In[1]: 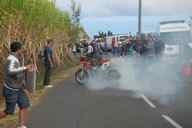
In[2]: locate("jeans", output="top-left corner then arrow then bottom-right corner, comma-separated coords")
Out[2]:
43,64 -> 52,86
112,47 -> 118,56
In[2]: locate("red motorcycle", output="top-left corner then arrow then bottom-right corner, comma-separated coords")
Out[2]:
75,56 -> 120,85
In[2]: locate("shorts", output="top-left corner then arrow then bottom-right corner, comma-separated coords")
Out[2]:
3,86 -> 30,115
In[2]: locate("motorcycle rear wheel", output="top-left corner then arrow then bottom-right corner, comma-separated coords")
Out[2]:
107,69 -> 121,80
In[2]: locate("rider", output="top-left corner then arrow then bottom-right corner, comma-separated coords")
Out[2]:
85,40 -> 103,66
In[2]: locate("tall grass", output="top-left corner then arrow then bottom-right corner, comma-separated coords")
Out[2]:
0,0 -> 85,87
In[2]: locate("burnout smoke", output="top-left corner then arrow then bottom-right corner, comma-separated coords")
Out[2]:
84,31 -> 192,105
85,55 -> 186,105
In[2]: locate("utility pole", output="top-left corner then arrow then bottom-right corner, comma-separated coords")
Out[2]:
138,0 -> 142,34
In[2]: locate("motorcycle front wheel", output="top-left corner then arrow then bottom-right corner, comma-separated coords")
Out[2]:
75,68 -> 89,85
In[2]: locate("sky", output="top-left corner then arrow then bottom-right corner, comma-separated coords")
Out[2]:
55,0 -> 192,36
56,0 -> 192,17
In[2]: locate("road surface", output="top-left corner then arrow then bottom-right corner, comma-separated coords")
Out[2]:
27,78 -> 192,128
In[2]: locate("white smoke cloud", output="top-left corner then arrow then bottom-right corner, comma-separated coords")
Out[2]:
85,56 -> 185,105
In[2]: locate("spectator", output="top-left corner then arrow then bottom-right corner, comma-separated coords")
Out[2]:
112,37 -> 118,56
72,44 -> 77,55
0,41 -> 33,128
127,37 -> 135,56
43,39 -> 54,88
87,42 -> 94,58
154,38 -> 165,56
134,35 -> 144,55
104,38 -> 108,52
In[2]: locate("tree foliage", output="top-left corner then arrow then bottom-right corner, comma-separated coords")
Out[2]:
0,0 -> 86,86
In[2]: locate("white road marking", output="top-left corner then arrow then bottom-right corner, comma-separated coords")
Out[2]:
162,115 -> 183,128
139,94 -> 183,128
140,94 -> 157,108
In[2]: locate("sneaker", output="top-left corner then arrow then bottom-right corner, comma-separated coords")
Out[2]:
17,125 -> 27,128
45,85 -> 53,88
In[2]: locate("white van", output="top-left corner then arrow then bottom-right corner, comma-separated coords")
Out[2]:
160,20 -> 191,57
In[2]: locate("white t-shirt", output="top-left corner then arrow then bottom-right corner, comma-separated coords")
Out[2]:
72,45 -> 76,52
87,45 -> 93,54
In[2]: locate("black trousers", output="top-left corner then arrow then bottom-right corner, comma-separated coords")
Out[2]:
43,64 -> 52,86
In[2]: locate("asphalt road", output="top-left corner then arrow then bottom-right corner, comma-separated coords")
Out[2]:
27,78 -> 192,128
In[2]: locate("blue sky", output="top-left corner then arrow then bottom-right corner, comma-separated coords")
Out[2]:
55,0 -> 192,36
80,16 -> 189,36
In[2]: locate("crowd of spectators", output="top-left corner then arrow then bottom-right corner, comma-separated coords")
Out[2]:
72,33 -> 165,59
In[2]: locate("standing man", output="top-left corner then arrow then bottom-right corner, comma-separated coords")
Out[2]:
112,37 -> 118,56
43,39 -> 54,88
72,43 -> 77,55
87,41 -> 94,58
0,41 -> 33,128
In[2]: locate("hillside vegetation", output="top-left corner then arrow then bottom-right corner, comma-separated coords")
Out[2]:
0,0 -> 87,88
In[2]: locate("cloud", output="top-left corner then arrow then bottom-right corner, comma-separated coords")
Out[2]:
143,0 -> 192,15
56,0 -> 192,17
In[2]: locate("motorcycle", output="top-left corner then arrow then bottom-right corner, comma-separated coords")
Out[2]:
75,56 -> 121,85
